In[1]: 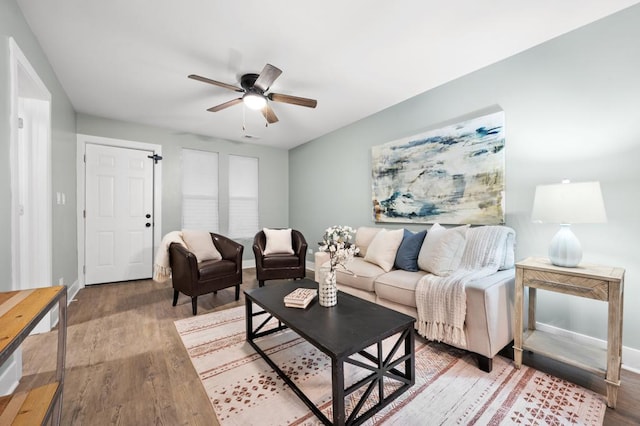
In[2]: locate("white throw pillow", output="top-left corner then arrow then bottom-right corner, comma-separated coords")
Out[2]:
182,229 -> 222,263
417,223 -> 470,276
363,228 -> 404,272
263,228 -> 294,255
355,227 -> 383,257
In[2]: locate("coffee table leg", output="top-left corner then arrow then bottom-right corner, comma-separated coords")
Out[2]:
332,359 -> 345,425
245,297 -> 253,340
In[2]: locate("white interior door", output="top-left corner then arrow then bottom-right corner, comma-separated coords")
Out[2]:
85,143 -> 154,284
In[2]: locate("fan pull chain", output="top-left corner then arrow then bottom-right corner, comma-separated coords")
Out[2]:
242,104 -> 246,132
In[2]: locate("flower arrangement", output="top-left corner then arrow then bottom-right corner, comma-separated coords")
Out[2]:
318,225 -> 359,272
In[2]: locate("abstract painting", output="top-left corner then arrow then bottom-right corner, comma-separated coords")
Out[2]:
371,111 -> 505,225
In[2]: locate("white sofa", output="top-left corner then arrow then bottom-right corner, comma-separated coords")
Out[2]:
315,225 -> 515,372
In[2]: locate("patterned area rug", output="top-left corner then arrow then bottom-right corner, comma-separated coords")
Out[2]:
175,306 -> 605,425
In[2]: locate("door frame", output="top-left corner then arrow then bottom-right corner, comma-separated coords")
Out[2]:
76,134 -> 163,288
9,37 -> 52,295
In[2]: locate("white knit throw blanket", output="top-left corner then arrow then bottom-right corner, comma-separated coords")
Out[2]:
415,226 -> 515,348
153,231 -> 185,282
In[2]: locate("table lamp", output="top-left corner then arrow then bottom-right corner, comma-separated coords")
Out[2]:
531,180 -> 607,267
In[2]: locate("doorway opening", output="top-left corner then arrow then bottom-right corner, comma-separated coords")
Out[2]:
3,37 -> 53,395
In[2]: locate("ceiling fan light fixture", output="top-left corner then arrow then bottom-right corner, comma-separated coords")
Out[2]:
243,91 -> 267,110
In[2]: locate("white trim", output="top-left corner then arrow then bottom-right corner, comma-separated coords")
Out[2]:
9,38 -> 53,335
306,260 -> 315,271
0,353 -> 21,396
535,321 -> 640,373
68,279 -> 81,303
76,134 -> 163,288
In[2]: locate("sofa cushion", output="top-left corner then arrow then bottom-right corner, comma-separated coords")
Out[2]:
335,257 -> 385,292
417,223 -> 469,276
263,228 -> 294,255
182,229 -> 222,263
394,229 -> 427,272
355,227 -> 383,258
364,228 -> 404,272
374,270 -> 427,307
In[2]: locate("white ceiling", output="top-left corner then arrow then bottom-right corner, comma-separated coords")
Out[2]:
17,0 -> 640,149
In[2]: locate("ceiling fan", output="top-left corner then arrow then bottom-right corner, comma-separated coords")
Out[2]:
188,64 -> 317,124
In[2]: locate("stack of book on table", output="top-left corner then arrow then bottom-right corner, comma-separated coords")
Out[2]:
284,288 -> 317,309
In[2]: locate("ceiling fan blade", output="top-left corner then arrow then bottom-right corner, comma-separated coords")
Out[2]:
188,74 -> 243,92
207,98 -> 243,112
261,104 -> 279,124
254,64 -> 282,92
268,92 -> 317,108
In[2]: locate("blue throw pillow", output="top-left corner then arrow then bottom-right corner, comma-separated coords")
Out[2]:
394,229 -> 427,272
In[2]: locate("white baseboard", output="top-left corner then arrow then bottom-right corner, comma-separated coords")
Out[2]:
243,259 -> 255,269
536,322 -> 640,373
68,279 -> 81,302
0,351 -> 21,396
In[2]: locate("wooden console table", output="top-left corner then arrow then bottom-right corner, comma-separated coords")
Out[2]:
513,257 -> 624,408
0,286 -> 67,425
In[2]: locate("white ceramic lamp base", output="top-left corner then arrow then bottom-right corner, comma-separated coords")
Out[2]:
549,224 -> 582,267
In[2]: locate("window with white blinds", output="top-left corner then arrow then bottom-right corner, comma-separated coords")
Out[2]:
181,149 -> 219,232
228,155 -> 259,239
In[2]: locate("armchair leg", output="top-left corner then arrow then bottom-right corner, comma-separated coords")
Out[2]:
259,280 -> 265,287
191,297 -> 198,315
235,284 -> 240,300
172,290 -> 179,306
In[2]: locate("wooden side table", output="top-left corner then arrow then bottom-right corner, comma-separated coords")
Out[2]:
513,257 -> 624,408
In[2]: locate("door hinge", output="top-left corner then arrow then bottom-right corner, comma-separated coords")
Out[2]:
83,265 -> 86,274
83,210 -> 86,218
18,117 -> 24,129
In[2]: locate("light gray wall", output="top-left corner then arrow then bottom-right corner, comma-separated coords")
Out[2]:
290,5 -> 640,351
0,0 -> 78,293
76,113 -> 290,258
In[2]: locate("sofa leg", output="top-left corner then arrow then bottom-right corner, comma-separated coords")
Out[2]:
235,285 -> 240,300
213,290 -> 217,295
477,355 -> 493,373
259,280 -> 265,287
172,290 -> 179,306
191,297 -> 198,315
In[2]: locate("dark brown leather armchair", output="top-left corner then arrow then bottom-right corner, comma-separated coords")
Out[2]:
253,229 -> 307,287
169,233 -> 243,315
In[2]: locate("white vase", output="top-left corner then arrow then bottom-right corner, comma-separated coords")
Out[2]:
318,266 -> 337,307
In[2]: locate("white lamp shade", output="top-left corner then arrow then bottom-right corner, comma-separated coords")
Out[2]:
243,92 -> 267,110
531,181 -> 607,224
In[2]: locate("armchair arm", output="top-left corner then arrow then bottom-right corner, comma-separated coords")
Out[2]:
169,243 -> 199,284
211,233 -> 244,272
291,230 -> 308,266
252,231 -> 267,268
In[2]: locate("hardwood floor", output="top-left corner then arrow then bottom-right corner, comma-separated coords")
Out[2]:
17,269 -> 640,425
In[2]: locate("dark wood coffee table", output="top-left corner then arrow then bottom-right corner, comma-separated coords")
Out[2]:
245,279 -> 415,426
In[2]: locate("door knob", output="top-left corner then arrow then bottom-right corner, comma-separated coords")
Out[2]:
146,214 -> 151,218
145,223 -> 151,227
